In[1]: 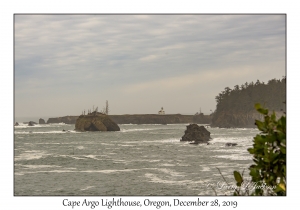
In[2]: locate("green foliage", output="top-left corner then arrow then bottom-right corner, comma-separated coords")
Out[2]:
212,77 -> 286,121
233,171 -> 243,186
234,103 -> 286,196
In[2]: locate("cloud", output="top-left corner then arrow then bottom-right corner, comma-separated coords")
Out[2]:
14,14 -> 286,117
139,54 -> 158,61
123,61 -> 284,94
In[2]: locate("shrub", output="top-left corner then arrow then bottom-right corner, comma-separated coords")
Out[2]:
233,103 -> 286,196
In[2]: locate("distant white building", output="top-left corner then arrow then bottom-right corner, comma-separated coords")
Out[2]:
158,107 -> 165,115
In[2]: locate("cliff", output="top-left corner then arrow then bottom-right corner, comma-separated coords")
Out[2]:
47,114 -> 212,124
212,77 -> 286,128
211,110 -> 284,128
75,113 -> 120,131
47,116 -> 78,124
39,118 -> 46,124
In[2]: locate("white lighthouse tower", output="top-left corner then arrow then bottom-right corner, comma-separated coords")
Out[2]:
158,107 -> 165,115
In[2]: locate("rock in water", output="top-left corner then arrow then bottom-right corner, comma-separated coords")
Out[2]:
39,118 -> 46,124
181,124 -> 211,143
75,113 -> 120,132
225,143 -> 238,147
14,122 -> 19,126
28,121 -> 36,126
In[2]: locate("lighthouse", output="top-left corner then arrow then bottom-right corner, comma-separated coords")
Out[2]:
158,107 -> 165,115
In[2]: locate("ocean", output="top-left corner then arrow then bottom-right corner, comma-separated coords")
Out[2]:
14,123 -> 259,196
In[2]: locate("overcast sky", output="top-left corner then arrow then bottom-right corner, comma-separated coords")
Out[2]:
15,14 -> 285,119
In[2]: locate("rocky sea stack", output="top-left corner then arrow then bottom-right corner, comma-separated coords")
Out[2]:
180,124 -> 211,144
75,112 -> 120,132
28,121 -> 37,126
39,118 -> 46,124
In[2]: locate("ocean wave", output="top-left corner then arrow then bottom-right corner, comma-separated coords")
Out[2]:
47,122 -> 67,125
14,122 -> 71,129
119,144 -> 135,147
144,173 -> 204,186
14,168 -> 141,175
159,163 -> 176,167
14,124 -> 43,129
14,130 -> 79,134
120,124 -> 172,125
213,127 -> 258,131
80,186 -> 95,191
120,138 -> 180,144
15,150 -> 48,161
213,154 -> 252,161
200,166 -> 211,172
210,137 -> 251,143
120,128 -> 157,132
15,164 -> 62,169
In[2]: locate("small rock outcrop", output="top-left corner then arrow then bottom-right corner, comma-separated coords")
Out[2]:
39,118 -> 46,124
14,122 -> 19,126
225,143 -> 238,147
181,124 -> 211,143
28,121 -> 36,126
75,112 -> 120,132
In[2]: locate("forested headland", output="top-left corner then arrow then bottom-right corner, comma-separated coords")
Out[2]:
211,77 -> 286,128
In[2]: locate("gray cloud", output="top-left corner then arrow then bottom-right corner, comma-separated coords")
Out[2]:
15,14 -> 285,118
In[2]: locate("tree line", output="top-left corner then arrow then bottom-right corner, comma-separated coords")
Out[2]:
213,77 -> 286,115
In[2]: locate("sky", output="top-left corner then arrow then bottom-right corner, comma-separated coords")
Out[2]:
14,14 -> 286,119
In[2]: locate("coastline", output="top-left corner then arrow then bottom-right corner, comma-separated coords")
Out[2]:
46,114 -> 212,125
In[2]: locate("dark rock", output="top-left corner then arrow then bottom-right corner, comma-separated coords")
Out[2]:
39,118 -> 46,124
47,116 -> 78,124
225,143 -> 238,147
181,124 -> 211,143
62,129 -> 66,131
14,122 -> 19,126
210,111 -> 285,128
28,121 -> 36,126
75,112 -> 120,132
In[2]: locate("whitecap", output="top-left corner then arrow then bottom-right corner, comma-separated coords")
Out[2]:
200,166 -> 211,172
80,186 -> 95,191
159,163 -> 176,167
132,138 -> 180,144
14,130 -> 80,134
14,123 -> 71,129
84,155 -> 101,160
157,168 -> 184,177
15,150 -> 47,161
15,173 -> 24,176
16,164 -> 62,169
14,168 -> 139,175
119,144 -> 134,147
120,128 -> 156,132
56,155 -> 86,160
213,154 -> 252,161
144,173 -> 203,185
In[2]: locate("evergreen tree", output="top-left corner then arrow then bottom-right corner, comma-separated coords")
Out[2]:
212,77 -> 286,127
